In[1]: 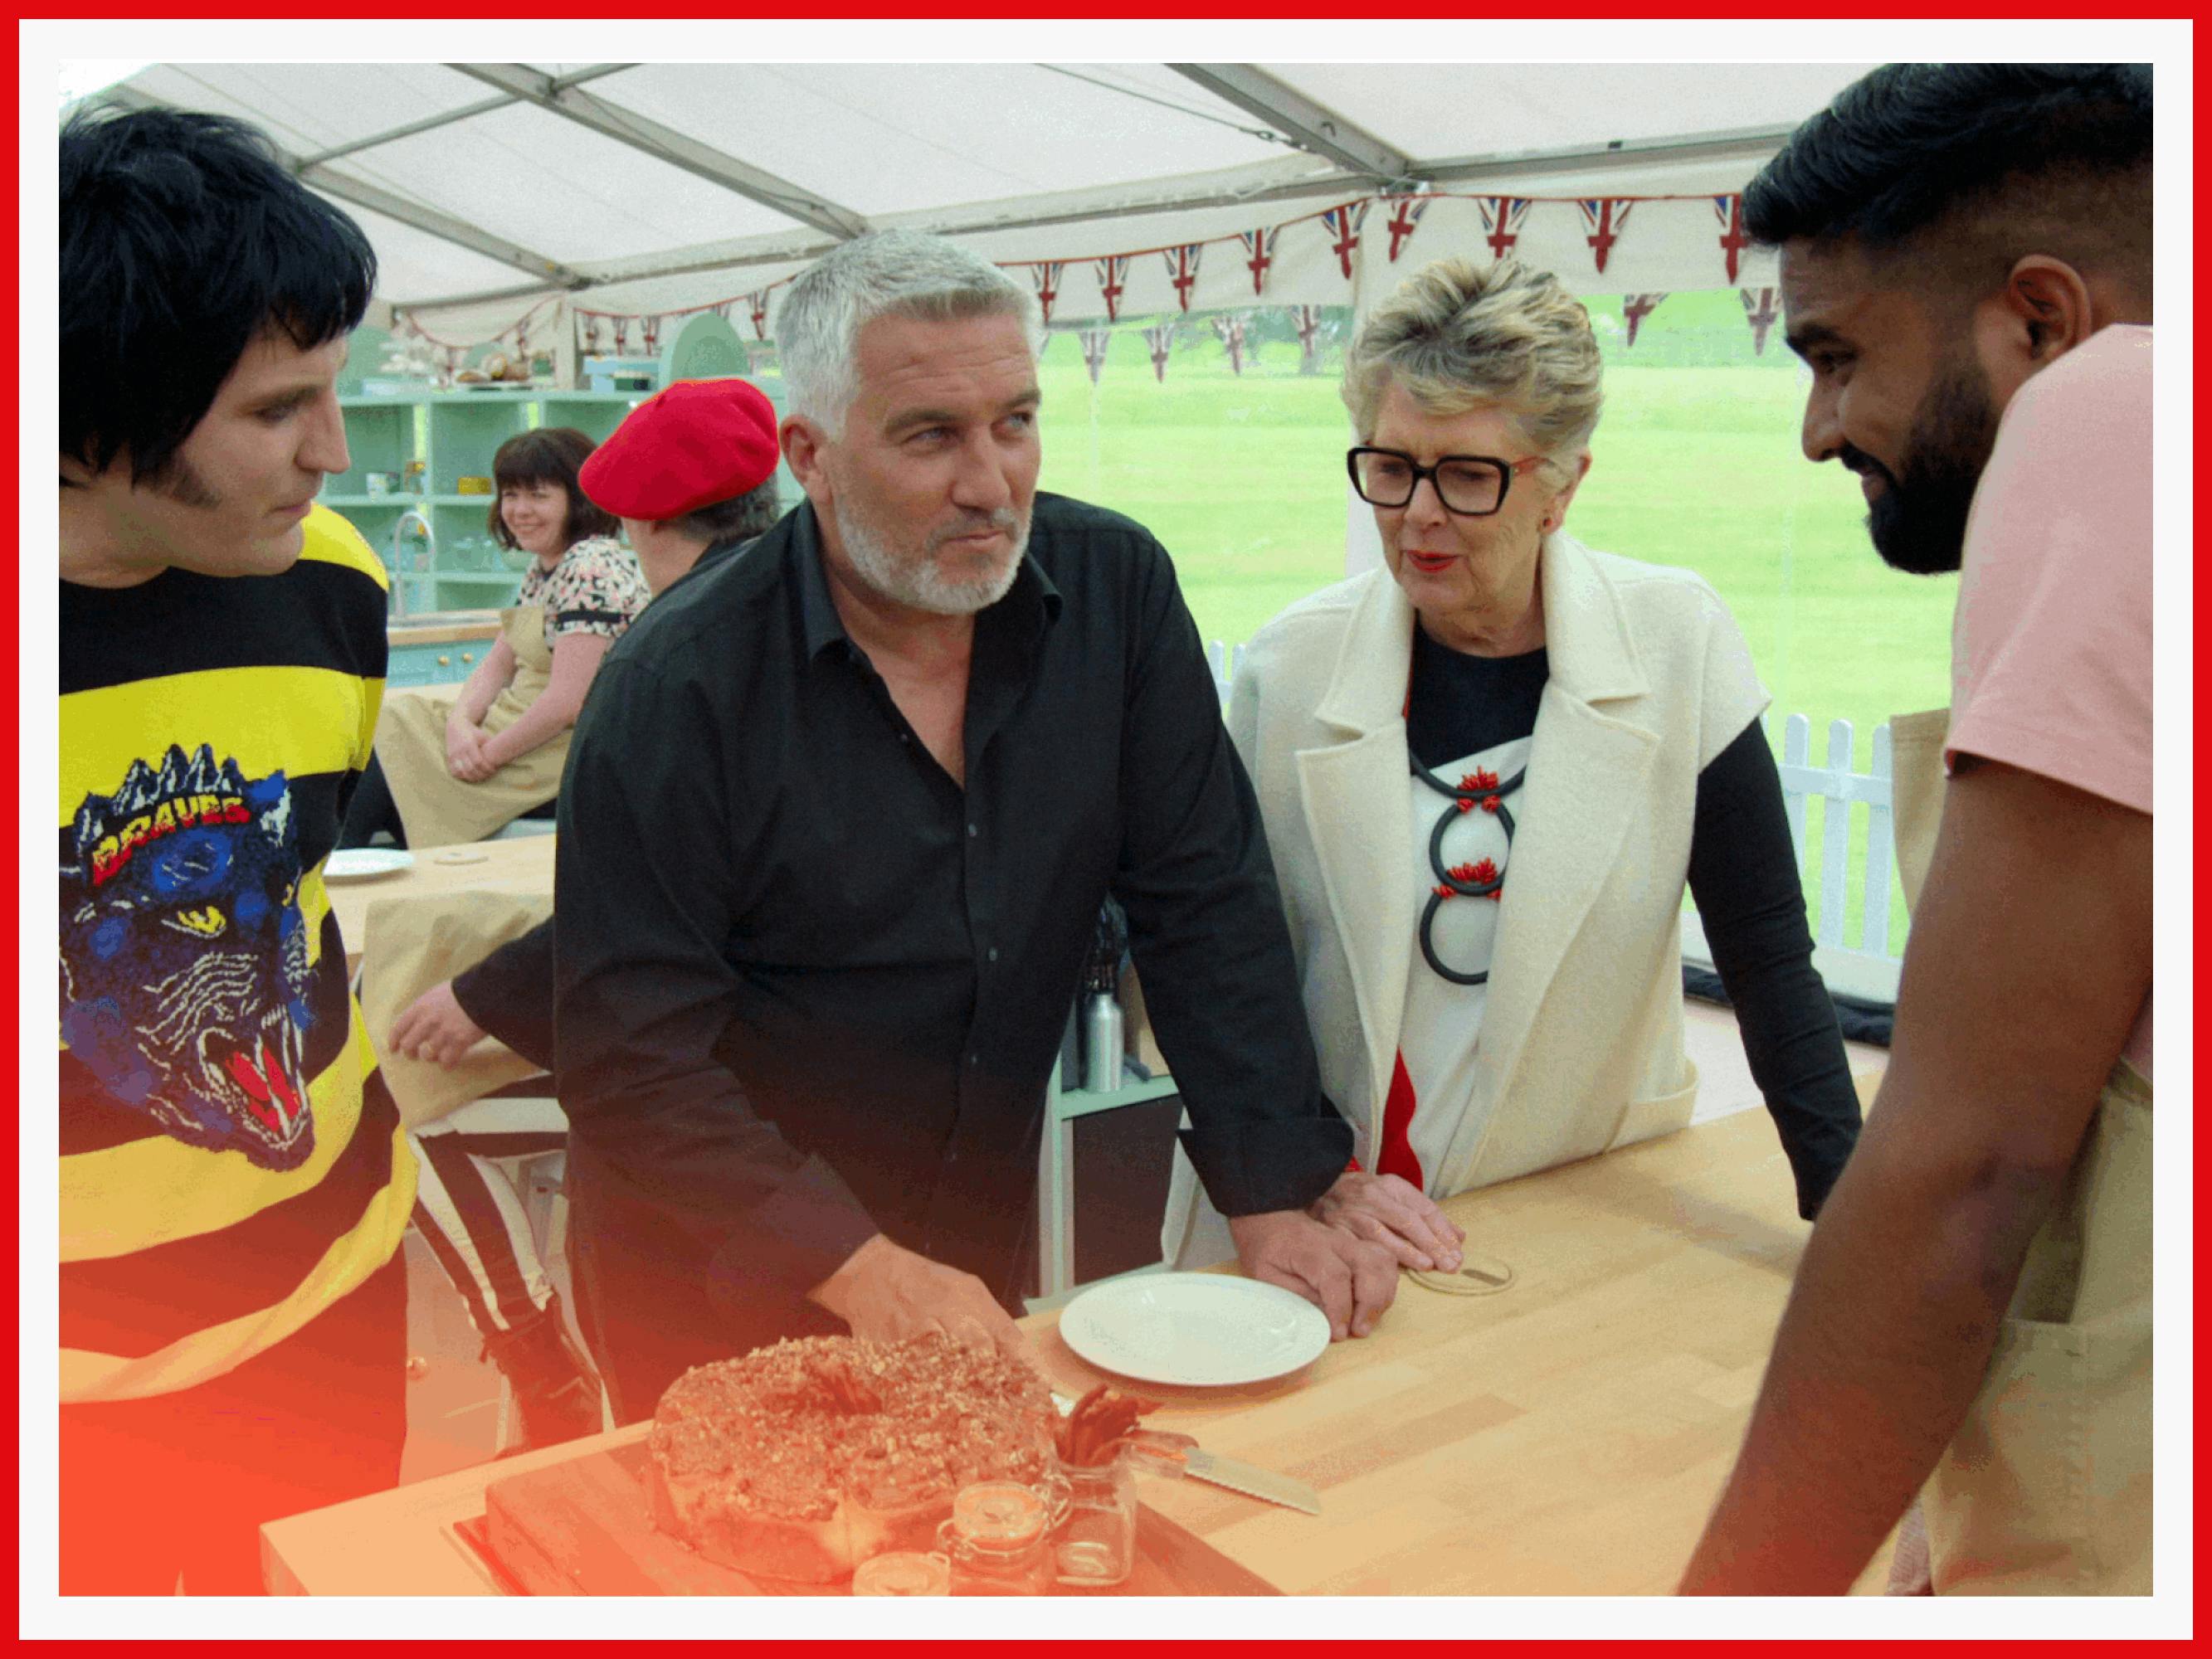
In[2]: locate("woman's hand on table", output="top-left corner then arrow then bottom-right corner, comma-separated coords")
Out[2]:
1309,1170 -> 1466,1273
1226,1209 -> 1400,1340
388,980 -> 490,1068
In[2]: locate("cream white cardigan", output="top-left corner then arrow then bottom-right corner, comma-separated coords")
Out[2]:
1163,531 -> 1768,1267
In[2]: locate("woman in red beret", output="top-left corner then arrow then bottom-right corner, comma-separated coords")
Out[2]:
339,426 -> 650,847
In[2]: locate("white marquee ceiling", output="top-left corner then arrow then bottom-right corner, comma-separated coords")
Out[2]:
96,61 -> 1878,338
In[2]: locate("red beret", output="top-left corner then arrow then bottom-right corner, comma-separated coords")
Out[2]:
579,377 -> 781,520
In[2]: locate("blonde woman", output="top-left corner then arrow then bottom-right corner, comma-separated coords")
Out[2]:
1167,258 -> 1862,1270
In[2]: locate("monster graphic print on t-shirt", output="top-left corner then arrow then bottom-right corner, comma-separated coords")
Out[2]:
59,744 -> 318,1171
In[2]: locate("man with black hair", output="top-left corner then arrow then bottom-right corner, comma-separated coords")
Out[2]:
1681,64 -> 2153,1595
59,106 -> 415,1593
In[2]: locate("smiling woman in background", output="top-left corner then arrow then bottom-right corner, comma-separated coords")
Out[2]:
1167,257 -> 1864,1271
339,426 -> 647,848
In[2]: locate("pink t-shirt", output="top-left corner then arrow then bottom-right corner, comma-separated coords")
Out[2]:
1946,323 -> 2153,1077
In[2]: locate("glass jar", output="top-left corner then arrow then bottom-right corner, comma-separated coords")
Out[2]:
937,1479 -> 1069,1596
851,1550 -> 950,1597
1053,1449 -> 1138,1588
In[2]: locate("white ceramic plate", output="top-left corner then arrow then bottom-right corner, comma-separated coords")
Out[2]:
1058,1272 -> 1331,1388
323,849 -> 417,883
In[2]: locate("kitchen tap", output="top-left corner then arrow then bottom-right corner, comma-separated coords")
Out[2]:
390,508 -> 435,619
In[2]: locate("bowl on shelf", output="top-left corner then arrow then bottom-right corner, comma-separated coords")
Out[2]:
456,476 -> 494,495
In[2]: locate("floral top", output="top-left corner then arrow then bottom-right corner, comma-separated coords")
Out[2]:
512,534 -> 650,654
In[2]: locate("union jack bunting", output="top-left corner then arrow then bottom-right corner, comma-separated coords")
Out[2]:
613,317 -> 633,353
1322,201 -> 1369,280
1384,195 -> 1433,262
1579,198 -> 1635,275
1142,321 -> 1175,382
747,290 -> 772,340
1478,197 -> 1532,262
581,314 -> 603,354
1079,327 -> 1113,385
1162,244 -> 1203,313
1622,293 -> 1667,348
1094,255 -> 1132,323
640,314 -> 662,355
1030,262 -> 1065,325
1742,287 -> 1780,355
1211,314 -> 1247,375
1713,194 -> 1750,284
1239,226 -> 1279,295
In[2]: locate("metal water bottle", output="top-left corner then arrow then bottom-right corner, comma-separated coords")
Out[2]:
1083,982 -> 1123,1093
1081,902 -> 1128,1093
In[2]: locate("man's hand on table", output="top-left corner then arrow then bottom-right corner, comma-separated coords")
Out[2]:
1309,1170 -> 1465,1273
808,1233 -> 1029,1363
1228,1209 -> 1399,1340
388,980 -> 489,1067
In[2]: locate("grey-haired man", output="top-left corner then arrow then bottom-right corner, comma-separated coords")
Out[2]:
554,231 -> 1448,1420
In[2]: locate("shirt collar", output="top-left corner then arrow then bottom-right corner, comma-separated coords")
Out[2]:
792,499 -> 1064,663
792,502 -> 850,661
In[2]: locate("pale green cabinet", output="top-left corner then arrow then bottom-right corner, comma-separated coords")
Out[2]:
324,390 -> 641,617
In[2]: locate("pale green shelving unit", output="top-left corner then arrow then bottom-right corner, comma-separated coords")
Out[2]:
325,388 -> 644,617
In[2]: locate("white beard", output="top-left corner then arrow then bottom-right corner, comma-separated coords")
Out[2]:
832,493 -> 1029,616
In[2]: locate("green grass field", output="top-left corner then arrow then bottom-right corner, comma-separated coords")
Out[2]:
1030,319 -> 1954,955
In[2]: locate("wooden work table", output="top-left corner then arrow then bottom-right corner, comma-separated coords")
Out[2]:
261,1103 -> 1895,1596
388,613 -> 502,647
324,834 -> 553,973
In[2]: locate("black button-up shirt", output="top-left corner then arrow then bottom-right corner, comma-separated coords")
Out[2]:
553,494 -> 1349,1323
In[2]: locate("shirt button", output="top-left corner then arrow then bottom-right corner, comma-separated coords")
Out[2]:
968,1053 -> 980,1067
967,823 -> 978,838
987,946 -> 999,962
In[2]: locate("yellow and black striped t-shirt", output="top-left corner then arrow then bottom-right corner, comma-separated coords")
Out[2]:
60,505 -> 417,1404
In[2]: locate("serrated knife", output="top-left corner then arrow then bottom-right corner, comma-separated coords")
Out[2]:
1178,1449 -> 1323,1515
1052,1391 -> 1322,1515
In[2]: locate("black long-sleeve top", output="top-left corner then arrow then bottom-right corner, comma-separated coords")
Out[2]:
450,918 -> 554,1074
553,495 -> 1351,1318
1407,628 -> 1860,1218
448,533 -> 754,1078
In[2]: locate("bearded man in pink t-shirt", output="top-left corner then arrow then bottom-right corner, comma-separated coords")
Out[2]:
1681,64 -> 2155,1597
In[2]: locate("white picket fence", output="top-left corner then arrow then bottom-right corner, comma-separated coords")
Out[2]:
1204,643 -> 1906,1005
1688,713 -> 1906,1004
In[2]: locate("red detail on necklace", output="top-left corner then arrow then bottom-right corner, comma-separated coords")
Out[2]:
1376,1050 -> 1425,1187
1480,795 -> 1502,814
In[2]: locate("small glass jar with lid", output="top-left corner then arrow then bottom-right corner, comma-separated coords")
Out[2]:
851,1550 -> 951,1597
1051,1447 -> 1139,1588
936,1479 -> 1069,1596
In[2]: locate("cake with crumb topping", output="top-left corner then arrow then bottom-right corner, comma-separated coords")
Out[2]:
646,1333 -> 1055,1583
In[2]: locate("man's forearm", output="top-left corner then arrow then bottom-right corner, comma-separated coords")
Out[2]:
1679,1102 -> 2057,1592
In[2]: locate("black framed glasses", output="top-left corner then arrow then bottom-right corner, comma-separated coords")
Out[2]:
1346,447 -> 1549,516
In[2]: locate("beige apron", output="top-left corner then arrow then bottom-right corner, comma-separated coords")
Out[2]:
374,606 -> 571,849
1888,708 -> 2153,1595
